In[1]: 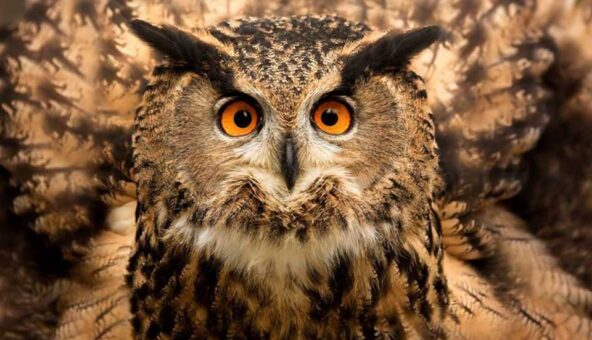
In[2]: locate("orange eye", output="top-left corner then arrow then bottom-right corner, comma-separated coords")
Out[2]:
219,100 -> 259,137
312,99 -> 353,135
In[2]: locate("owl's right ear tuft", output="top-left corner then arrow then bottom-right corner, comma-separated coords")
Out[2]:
130,19 -> 226,64
129,19 -> 233,90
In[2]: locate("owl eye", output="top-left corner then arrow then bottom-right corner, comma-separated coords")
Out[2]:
312,99 -> 353,135
219,100 -> 259,137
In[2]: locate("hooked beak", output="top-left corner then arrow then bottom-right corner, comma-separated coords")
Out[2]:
280,134 -> 299,190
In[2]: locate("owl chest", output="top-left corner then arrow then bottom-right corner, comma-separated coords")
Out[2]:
129,202 -> 443,338
131,244 -> 394,339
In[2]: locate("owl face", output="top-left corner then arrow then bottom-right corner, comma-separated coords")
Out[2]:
130,16 -> 446,337
170,63 -> 412,200
133,17 -> 440,214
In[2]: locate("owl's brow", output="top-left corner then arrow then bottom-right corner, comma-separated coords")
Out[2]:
130,19 -> 235,92
340,26 -> 441,89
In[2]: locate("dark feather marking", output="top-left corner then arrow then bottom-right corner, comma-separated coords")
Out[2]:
370,253 -> 391,296
359,305 -> 378,339
390,245 -> 434,321
456,302 -> 475,316
385,312 -> 407,339
131,315 -> 141,335
433,275 -> 449,314
91,254 -> 129,276
151,249 -> 189,297
308,253 -> 354,323
388,178 -> 415,204
456,285 -> 506,319
329,253 -> 355,307
95,294 -> 128,322
165,182 -> 192,214
146,321 -> 161,339
190,206 -> 208,226
94,318 -> 130,340
516,306 -> 554,331
307,288 -> 329,322
205,283 -> 231,337
171,311 -> 197,340
295,224 -> 310,243
127,250 -> 140,279
194,255 -> 222,307
132,282 -> 150,303
63,289 -> 124,311
459,222 -> 491,255
425,214 -> 435,254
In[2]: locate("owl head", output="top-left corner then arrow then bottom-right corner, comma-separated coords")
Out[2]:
129,16 -> 446,337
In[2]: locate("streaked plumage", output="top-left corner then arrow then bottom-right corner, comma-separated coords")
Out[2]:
0,0 -> 591,339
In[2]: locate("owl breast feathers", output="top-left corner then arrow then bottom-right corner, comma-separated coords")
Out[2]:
1,1 -> 592,339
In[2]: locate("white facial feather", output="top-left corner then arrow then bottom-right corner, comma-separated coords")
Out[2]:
165,215 -> 379,290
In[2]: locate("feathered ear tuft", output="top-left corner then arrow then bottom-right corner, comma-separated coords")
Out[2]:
129,19 -> 234,90
341,26 -> 441,88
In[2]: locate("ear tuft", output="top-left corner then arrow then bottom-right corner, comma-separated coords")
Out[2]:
129,19 -> 233,90
341,25 -> 441,87
129,19 -> 229,65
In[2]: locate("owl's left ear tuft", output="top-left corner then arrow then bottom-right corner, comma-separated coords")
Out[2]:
341,26 -> 441,88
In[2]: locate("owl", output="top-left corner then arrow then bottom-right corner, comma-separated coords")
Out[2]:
1,1 -> 592,339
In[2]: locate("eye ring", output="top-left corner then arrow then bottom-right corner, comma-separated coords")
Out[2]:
218,99 -> 260,137
311,98 -> 353,135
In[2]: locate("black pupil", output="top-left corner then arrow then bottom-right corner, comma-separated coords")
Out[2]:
234,110 -> 252,128
321,109 -> 339,126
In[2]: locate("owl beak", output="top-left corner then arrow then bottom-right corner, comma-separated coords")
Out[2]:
280,135 -> 299,190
